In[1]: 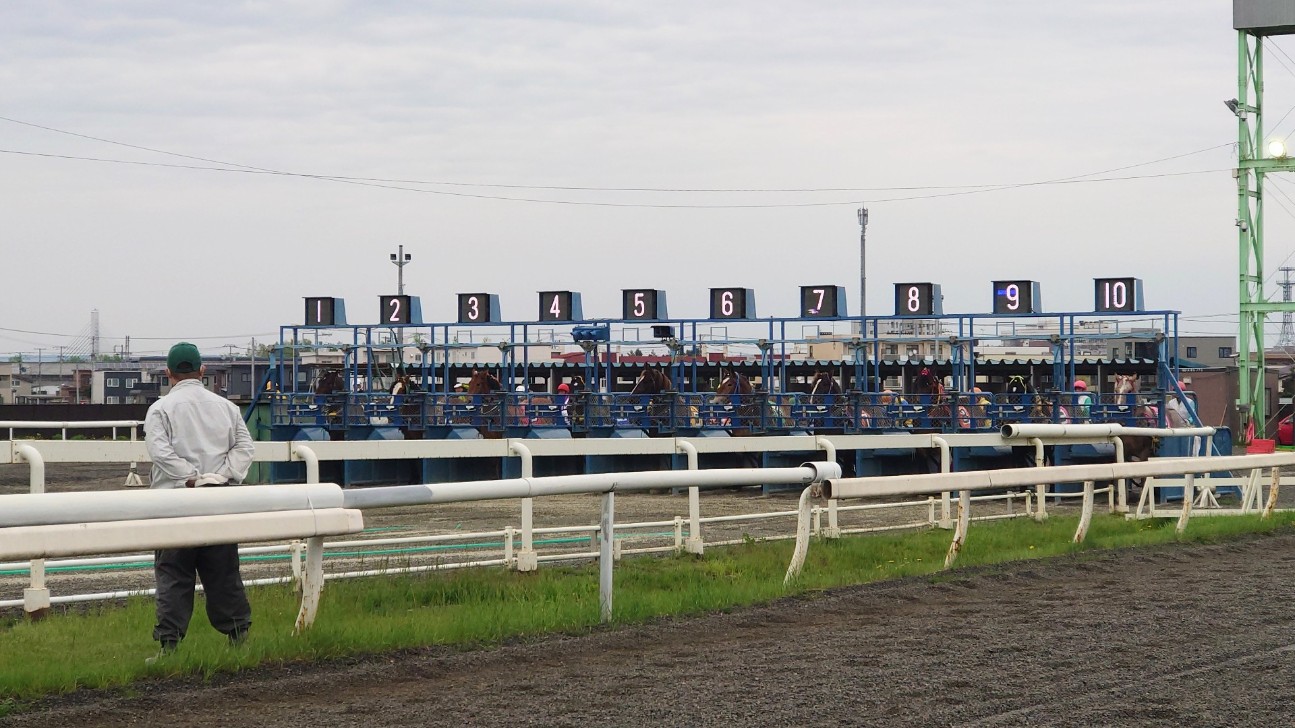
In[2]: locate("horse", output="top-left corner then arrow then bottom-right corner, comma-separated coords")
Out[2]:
806,371 -> 855,431
313,369 -> 347,426
627,367 -> 699,434
910,367 -> 966,430
1113,374 -> 1161,489
389,370 -> 426,427
709,370 -> 774,469
465,369 -> 504,438
711,370 -> 791,435
805,371 -> 858,476
1001,374 -> 1035,425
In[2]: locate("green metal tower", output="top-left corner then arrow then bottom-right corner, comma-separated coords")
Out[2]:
1235,3 -> 1295,440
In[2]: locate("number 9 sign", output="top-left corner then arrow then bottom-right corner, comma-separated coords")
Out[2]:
992,280 -> 1039,314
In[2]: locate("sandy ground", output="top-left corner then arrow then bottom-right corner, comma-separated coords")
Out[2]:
6,532 -> 1295,727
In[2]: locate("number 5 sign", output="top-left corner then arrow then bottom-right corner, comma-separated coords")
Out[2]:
622,289 -> 668,321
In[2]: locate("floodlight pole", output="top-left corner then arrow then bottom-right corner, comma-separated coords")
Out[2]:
857,206 -> 869,341
1234,27 -> 1295,440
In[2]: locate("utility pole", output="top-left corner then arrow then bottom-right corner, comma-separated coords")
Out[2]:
390,245 -> 412,296
390,245 -> 412,346
857,206 -> 869,340
1280,267 -> 1295,348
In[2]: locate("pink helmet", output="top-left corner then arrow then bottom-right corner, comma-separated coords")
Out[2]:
1073,380 -> 1087,390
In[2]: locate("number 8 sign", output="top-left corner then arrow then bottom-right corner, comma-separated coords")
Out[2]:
893,283 -> 942,316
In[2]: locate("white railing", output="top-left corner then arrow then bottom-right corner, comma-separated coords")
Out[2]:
783,452 -> 1295,584
0,464 -> 839,628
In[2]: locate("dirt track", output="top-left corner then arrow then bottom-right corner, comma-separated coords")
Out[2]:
9,532 -> 1295,727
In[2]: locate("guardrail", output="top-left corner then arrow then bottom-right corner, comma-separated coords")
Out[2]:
783,452 -> 1295,584
0,464 -> 838,629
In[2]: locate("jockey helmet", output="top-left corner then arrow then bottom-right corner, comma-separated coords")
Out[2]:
1073,380 -> 1087,390
557,383 -> 571,393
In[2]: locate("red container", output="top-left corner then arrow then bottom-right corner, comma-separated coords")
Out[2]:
1247,438 -> 1277,454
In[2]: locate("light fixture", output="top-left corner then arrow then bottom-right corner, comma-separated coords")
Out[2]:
1270,138 -> 1288,159
651,325 -> 675,340
1225,98 -> 1241,116
571,326 -> 610,343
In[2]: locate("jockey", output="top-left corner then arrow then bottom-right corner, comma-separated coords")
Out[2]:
555,383 -> 571,426
1073,380 -> 1093,422
1166,380 -> 1191,428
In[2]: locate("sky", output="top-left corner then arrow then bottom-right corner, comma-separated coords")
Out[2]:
2,1 -> 1292,360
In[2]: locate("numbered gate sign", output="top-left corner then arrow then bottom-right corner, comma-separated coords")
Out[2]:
622,289 -> 668,321
457,293 -> 501,324
1093,278 -> 1144,313
304,297 -> 347,326
894,283 -> 942,316
992,280 -> 1040,315
379,295 -> 423,325
539,291 -> 583,321
800,285 -> 847,318
709,287 -> 756,319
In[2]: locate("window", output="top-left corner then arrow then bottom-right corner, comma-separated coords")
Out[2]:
242,373 -> 251,382
905,346 -> 919,358
202,377 -> 210,386
106,377 -> 120,387
1112,347 -> 1120,360
883,344 -> 897,357
1185,347 -> 1197,359
125,378 -> 137,388
105,396 -> 120,404
1219,347 -> 1234,358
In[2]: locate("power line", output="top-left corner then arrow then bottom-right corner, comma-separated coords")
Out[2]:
0,148 -> 1232,209
0,115 -> 1232,194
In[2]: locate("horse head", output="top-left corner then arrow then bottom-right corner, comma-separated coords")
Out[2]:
1114,373 -> 1139,396
467,369 -> 502,395
810,371 -> 841,398
631,367 -> 668,396
711,370 -> 751,405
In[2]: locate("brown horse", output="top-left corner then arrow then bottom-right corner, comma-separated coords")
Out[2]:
465,369 -> 504,439
314,369 -> 346,425
1112,374 -> 1160,487
806,371 -> 853,431
628,367 -> 699,433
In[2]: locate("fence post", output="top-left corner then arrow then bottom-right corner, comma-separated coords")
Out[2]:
15,444 -> 50,618
816,436 -> 841,538
293,536 -> 326,633
600,491 -> 614,623
676,440 -> 703,555
1030,437 -> 1048,521
932,437 -> 953,529
510,442 -> 538,572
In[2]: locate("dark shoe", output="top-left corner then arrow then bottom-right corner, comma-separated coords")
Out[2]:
227,629 -> 249,647
145,642 -> 178,665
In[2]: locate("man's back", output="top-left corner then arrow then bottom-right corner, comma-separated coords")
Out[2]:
145,379 -> 254,489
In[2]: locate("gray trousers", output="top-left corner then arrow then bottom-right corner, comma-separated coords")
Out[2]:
153,543 -> 252,645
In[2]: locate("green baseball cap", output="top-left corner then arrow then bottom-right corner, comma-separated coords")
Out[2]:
167,342 -> 202,374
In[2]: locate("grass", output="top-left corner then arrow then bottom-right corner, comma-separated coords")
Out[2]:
3,510 -> 1295,711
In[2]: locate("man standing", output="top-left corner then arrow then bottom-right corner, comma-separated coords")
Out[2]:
144,342 -> 255,655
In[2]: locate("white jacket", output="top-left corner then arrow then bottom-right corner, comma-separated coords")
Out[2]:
145,379 -> 255,489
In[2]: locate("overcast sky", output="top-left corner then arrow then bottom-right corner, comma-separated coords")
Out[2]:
2,1 -> 1289,359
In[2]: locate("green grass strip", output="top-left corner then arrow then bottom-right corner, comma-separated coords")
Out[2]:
2,511 -> 1293,711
